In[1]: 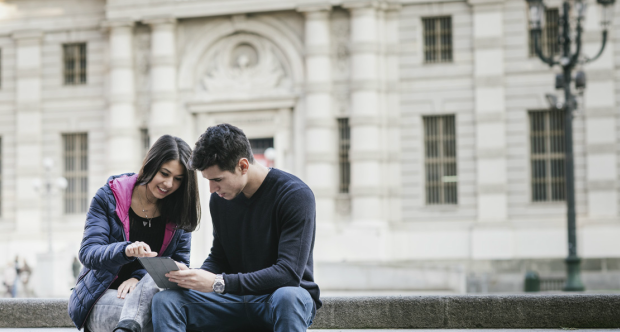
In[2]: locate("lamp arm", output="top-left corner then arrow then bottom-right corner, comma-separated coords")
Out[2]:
570,19 -> 584,67
584,30 -> 608,64
532,28 -> 558,67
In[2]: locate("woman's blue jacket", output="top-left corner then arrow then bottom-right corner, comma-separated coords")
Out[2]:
67,173 -> 192,329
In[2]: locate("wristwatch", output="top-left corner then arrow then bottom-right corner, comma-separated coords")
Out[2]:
213,274 -> 225,294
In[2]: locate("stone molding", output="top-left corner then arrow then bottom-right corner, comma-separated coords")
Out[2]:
349,150 -> 384,161
476,112 -> 504,123
474,75 -> 504,87
305,45 -> 331,56
101,18 -> 135,29
588,180 -> 616,191
186,96 -> 297,113
297,4 -> 332,14
142,15 -> 177,26
586,143 -> 616,154
585,107 -> 615,118
12,30 -> 43,41
478,184 -> 506,194
474,37 -> 503,50
477,148 -> 506,158
306,152 -> 338,162
305,82 -> 333,93
306,118 -> 337,128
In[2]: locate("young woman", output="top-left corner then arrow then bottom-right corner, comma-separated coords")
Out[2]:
68,135 -> 201,332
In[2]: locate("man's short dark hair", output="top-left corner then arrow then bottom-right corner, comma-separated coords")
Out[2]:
190,123 -> 255,172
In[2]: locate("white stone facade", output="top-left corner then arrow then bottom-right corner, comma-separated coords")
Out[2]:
0,0 -> 619,296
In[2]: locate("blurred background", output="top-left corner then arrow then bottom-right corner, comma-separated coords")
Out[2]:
1,0 -> 619,298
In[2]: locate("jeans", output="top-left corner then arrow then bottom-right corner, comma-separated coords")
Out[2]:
151,286 -> 316,332
86,274 -> 160,332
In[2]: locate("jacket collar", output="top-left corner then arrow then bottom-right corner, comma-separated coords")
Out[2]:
109,174 -> 177,255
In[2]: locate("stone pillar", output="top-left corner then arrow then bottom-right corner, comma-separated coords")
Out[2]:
384,4 -> 401,224
581,6 -> 618,219
146,16 -> 179,142
13,30 -> 43,234
107,20 -> 139,175
470,0 -> 508,223
343,1 -> 390,260
298,4 -> 338,258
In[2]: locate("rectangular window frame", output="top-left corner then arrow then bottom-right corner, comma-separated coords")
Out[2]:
529,110 -> 566,203
63,43 -> 87,85
529,8 -> 560,58
423,115 -> 458,205
422,16 -> 453,64
63,133 -> 88,214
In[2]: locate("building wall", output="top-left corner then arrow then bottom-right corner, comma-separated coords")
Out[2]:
0,0 -> 618,295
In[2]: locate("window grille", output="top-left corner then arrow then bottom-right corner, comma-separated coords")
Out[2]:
63,133 -> 88,213
249,138 -> 274,156
423,16 -> 453,63
529,8 -> 560,58
63,43 -> 87,85
530,110 -> 566,202
140,128 -> 150,158
424,115 -> 457,205
338,118 -> 351,194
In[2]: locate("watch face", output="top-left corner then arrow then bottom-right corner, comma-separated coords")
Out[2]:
214,281 -> 225,293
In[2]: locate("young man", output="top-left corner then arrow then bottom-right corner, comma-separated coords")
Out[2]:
152,123 -> 321,332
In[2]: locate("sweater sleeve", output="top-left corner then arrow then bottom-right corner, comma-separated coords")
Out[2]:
171,230 -> 192,267
200,198 -> 228,274
79,187 -> 134,271
222,188 -> 315,295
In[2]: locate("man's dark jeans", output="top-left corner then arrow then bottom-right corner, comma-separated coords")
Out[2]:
152,286 -> 315,332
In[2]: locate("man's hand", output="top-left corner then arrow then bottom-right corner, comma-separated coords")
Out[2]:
125,241 -> 158,258
117,278 -> 139,299
165,261 -> 216,293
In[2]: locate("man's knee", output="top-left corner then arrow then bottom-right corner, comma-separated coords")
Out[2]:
271,287 -> 309,309
152,290 -> 182,312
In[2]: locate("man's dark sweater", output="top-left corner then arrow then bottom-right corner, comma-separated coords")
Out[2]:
200,168 -> 321,309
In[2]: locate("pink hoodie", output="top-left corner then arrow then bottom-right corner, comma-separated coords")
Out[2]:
108,174 -> 177,256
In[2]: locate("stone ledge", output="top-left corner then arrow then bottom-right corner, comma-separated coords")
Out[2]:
1,295 -> 620,329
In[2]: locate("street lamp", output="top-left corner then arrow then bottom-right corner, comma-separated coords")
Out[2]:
32,158 -> 68,253
527,0 -> 615,291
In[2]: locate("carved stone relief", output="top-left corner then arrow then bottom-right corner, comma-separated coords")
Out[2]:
199,33 -> 292,99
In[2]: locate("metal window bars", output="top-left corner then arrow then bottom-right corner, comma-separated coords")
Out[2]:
140,128 -> 150,158
63,43 -> 87,85
529,8 -> 560,58
530,110 -> 566,202
63,133 -> 88,214
424,115 -> 457,205
337,118 -> 351,194
423,17 -> 453,63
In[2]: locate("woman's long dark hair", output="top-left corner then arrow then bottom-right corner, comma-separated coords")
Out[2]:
136,135 -> 200,232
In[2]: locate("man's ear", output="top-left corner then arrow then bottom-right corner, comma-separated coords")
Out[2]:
238,158 -> 250,175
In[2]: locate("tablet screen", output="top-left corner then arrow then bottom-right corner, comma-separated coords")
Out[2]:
137,257 -> 182,289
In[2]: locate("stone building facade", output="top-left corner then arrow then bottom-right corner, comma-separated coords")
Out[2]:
0,0 -> 619,296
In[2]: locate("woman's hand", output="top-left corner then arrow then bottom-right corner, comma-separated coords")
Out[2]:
117,278 -> 139,299
125,241 -> 158,258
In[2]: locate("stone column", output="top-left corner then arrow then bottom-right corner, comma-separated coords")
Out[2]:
107,19 -> 139,175
145,16 -> 179,142
469,0 -> 508,223
298,4 -> 338,257
581,6 -> 618,219
343,1 -> 389,260
13,30 -> 43,234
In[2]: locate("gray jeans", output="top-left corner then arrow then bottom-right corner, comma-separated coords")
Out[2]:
86,274 -> 160,332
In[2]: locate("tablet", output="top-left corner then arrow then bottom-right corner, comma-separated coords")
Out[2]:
137,257 -> 182,289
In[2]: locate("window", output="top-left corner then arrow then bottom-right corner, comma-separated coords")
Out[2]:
424,115 -> 457,205
338,118 -> 351,194
529,8 -> 560,58
63,133 -> 88,213
530,110 -> 566,202
249,138 -> 274,168
140,128 -> 150,158
63,43 -> 86,85
422,16 -> 453,63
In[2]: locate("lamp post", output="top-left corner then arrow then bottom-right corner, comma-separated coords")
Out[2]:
526,0 -> 615,291
32,158 -> 68,253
